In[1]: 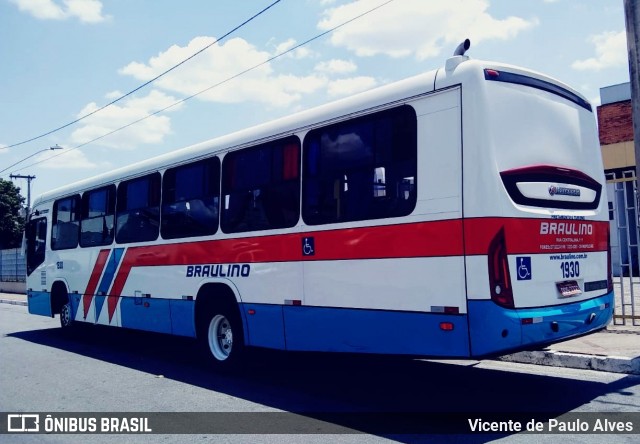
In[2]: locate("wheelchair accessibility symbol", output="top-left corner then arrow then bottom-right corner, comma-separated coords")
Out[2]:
302,237 -> 315,256
516,256 -> 532,281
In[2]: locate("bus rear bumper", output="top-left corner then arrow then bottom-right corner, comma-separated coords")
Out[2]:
467,292 -> 614,357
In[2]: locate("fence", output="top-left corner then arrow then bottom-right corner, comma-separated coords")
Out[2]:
607,172 -> 640,326
0,248 -> 26,283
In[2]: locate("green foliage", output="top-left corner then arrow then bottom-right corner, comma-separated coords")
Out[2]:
0,179 -> 26,248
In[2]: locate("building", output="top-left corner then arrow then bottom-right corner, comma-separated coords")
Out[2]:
598,82 -> 636,275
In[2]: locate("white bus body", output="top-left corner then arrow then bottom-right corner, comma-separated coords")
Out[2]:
25,52 -> 612,365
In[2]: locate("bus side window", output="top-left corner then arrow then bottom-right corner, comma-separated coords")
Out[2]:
26,217 -> 47,275
116,173 -> 161,244
52,195 -> 81,250
221,136 -> 300,234
302,105 -> 417,225
161,157 -> 220,239
80,185 -> 115,247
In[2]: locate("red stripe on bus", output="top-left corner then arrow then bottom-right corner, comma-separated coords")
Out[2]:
464,218 -> 608,255
82,249 -> 110,319
105,217 -> 607,299
108,220 -> 464,299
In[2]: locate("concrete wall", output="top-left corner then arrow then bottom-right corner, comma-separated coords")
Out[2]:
0,281 -> 26,294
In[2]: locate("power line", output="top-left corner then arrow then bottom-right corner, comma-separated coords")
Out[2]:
12,0 -> 396,174
1,0 -> 282,151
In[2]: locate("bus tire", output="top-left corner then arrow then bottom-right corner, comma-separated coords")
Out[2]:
60,301 -> 74,329
200,303 -> 245,369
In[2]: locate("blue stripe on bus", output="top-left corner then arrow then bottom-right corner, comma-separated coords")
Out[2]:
467,292 -> 614,357
97,248 -> 124,296
93,296 -> 106,323
242,303 -> 286,350
117,296 -> 196,337
27,290 -> 52,317
281,306 -> 470,356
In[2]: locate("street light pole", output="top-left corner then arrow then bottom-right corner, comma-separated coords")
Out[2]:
9,174 -> 36,215
0,144 -> 63,175
3,145 -> 63,216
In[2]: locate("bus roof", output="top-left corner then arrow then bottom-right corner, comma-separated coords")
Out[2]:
31,56 -> 588,208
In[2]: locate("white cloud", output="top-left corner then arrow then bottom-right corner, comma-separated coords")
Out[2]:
274,38 -> 315,59
571,30 -> 628,71
35,148 -> 97,170
318,0 -> 537,60
120,36 -> 327,107
327,76 -> 377,97
10,0 -> 109,23
315,59 -> 358,74
70,90 -> 183,150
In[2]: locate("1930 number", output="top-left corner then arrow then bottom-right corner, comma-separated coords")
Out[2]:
560,261 -> 580,279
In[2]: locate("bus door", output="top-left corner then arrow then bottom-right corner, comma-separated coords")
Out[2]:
26,216 -> 52,317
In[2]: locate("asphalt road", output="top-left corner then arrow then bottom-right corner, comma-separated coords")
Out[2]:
1,304 -> 639,444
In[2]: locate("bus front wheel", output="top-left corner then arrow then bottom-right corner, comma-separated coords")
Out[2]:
59,302 -> 74,329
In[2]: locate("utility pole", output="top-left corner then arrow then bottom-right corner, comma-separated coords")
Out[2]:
9,174 -> 36,215
625,0 -> 640,171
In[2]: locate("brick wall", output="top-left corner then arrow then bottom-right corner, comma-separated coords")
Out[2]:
598,100 -> 634,145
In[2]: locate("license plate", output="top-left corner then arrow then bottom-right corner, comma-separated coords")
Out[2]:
556,280 -> 582,298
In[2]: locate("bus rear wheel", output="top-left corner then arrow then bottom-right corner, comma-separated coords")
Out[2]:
200,305 -> 245,369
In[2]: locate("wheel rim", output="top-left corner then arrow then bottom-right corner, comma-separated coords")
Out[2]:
61,303 -> 71,327
208,314 -> 233,361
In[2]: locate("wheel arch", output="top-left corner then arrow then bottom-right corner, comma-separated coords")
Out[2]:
194,282 -> 247,344
51,280 -> 70,315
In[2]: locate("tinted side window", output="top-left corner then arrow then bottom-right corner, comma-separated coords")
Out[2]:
80,185 -> 115,247
162,157 -> 220,239
26,217 -> 47,275
302,106 -> 417,225
116,172 -> 161,244
52,195 -> 80,250
221,136 -> 300,233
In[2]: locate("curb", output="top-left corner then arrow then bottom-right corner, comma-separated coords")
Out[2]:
498,350 -> 640,375
0,299 -> 27,307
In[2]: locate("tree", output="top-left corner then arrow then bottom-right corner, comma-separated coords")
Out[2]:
0,178 -> 26,249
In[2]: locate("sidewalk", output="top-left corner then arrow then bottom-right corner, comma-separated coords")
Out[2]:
2,292 -> 639,375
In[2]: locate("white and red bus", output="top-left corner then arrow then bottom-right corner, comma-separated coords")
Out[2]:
25,42 -> 613,367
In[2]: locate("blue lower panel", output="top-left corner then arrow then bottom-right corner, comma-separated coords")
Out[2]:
120,297 -> 172,334
27,290 -> 52,317
69,293 -> 81,321
242,303 -> 286,350
94,296 -> 107,323
468,292 -> 614,357
283,306 -> 470,357
119,297 -> 195,337
169,299 -> 195,337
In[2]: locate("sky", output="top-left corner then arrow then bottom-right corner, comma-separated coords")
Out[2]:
0,0 -> 631,204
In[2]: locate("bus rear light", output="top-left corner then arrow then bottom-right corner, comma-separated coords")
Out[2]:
439,322 -> 454,331
488,228 -> 514,308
